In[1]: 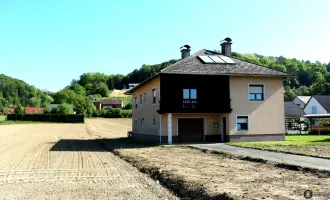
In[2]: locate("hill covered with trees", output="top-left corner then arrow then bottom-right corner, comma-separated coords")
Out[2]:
2,52 -> 330,114
0,74 -> 53,112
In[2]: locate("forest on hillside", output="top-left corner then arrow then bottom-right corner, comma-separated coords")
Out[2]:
1,52 -> 330,113
0,74 -> 53,111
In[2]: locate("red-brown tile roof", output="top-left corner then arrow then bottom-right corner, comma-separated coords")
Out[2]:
3,109 -> 14,114
100,99 -> 122,105
25,107 -> 45,114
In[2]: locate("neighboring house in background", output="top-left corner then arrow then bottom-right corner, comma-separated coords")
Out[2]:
125,38 -> 289,144
49,104 -> 74,113
92,97 -> 102,111
100,98 -> 123,109
25,107 -> 45,114
284,101 -> 306,131
8,104 -> 15,108
91,98 -> 124,111
128,83 -> 139,90
293,96 -> 311,108
3,109 -> 14,115
304,95 -> 330,115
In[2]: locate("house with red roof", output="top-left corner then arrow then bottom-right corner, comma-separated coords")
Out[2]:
25,107 -> 45,114
91,97 -> 123,111
3,109 -> 14,115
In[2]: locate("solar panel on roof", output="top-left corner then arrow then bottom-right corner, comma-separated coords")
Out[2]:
198,56 -> 215,63
209,56 -> 225,64
219,55 -> 236,64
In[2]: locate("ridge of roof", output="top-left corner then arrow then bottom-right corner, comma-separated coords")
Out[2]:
125,49 -> 290,94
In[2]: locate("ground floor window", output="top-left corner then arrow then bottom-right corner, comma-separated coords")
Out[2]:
134,119 -> 137,126
140,119 -> 143,126
237,116 -> 249,131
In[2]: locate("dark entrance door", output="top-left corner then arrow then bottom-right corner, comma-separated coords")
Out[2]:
178,118 -> 204,142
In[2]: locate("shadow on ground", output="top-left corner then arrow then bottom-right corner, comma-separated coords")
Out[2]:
50,137 -> 159,152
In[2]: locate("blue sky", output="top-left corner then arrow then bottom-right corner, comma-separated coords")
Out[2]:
0,0 -> 329,92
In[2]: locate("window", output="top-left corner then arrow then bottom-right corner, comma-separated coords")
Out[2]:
249,84 -> 264,101
152,89 -> 156,104
134,119 -> 137,126
312,106 -> 317,114
140,94 -> 142,104
140,119 -> 143,126
152,117 -> 156,125
144,92 -> 146,103
237,116 -> 249,131
134,97 -> 137,108
183,89 -> 197,108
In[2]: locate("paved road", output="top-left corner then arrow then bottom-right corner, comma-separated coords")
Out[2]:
192,143 -> 330,171
0,119 -> 177,200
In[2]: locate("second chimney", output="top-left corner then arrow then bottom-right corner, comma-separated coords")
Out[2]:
180,47 -> 191,59
220,37 -> 232,56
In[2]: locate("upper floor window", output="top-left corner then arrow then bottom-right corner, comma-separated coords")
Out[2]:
237,116 -> 249,131
249,84 -> 264,101
152,89 -> 156,104
134,97 -> 137,108
140,94 -> 142,104
134,119 -> 137,126
183,89 -> 197,108
144,92 -> 147,103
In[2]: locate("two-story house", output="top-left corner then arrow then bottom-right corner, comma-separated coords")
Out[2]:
125,39 -> 288,144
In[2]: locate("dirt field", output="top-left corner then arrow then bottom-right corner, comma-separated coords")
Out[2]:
114,147 -> 330,200
0,118 -> 176,200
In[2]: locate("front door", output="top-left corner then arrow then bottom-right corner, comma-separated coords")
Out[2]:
178,118 -> 204,142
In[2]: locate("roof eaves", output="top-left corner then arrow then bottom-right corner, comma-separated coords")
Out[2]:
124,73 -> 160,95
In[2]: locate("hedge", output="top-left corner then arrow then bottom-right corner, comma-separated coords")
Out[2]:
6,114 -> 84,123
92,109 -> 132,118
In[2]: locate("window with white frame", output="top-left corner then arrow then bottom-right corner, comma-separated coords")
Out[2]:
237,116 -> 249,131
134,97 -> 137,108
140,94 -> 142,104
144,92 -> 146,103
249,84 -> 264,101
152,89 -> 156,104
140,119 -> 143,126
152,117 -> 156,125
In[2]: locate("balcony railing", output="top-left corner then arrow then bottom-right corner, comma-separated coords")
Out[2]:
158,99 -> 231,113
182,99 -> 197,109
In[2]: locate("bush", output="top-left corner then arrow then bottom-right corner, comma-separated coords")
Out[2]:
6,114 -> 84,123
121,110 -> 132,118
50,103 -> 73,115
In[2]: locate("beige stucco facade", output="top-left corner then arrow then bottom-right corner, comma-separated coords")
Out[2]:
131,75 -> 161,137
130,74 -> 285,143
229,76 -> 285,135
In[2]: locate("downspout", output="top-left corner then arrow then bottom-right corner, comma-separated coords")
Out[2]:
159,115 -> 162,144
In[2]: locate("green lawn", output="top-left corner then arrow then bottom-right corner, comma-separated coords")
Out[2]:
229,134 -> 330,158
0,115 -> 6,122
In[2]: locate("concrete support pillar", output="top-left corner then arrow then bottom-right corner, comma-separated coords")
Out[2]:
168,113 -> 172,144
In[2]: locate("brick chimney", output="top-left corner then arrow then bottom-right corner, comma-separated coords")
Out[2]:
180,45 -> 191,59
220,37 -> 232,56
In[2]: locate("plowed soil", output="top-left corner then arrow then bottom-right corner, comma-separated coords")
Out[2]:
0,119 -> 177,200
